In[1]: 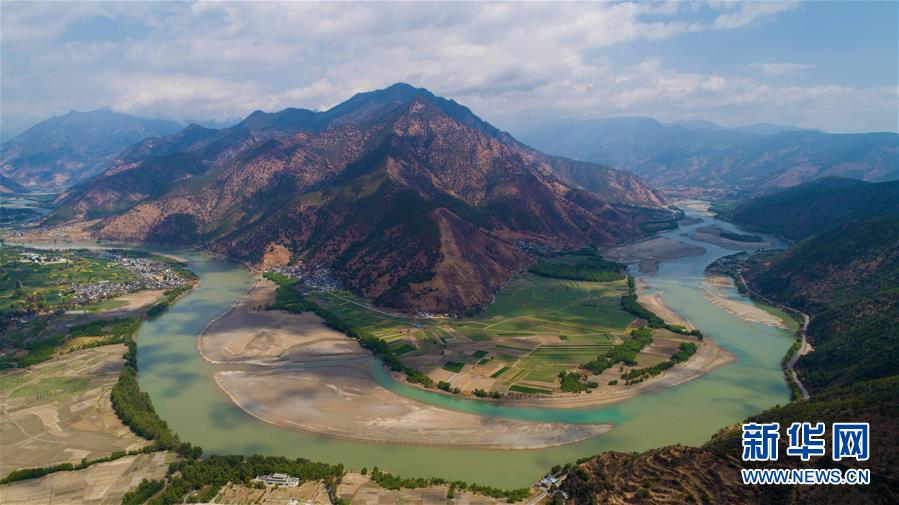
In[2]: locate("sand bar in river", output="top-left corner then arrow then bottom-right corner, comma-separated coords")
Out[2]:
199,279 -> 612,449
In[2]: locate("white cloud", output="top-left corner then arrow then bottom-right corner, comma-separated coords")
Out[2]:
1,1 -> 894,135
712,1 -> 799,30
750,63 -> 816,76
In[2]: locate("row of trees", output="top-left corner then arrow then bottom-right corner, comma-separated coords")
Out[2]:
621,342 -> 698,384
139,455 -> 345,505
620,276 -> 703,338
369,467 -> 531,503
582,327 -> 654,374
529,252 -> 626,282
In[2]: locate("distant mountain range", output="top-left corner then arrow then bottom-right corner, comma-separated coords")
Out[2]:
51,83 -> 665,312
728,177 -> 899,240
518,117 -> 898,196
0,108 -> 182,191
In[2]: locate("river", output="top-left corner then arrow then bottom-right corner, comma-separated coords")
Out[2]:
13,206 -> 795,489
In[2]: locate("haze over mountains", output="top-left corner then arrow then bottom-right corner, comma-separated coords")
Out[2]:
0,108 -> 183,191
50,83 -> 665,312
519,117 -> 898,196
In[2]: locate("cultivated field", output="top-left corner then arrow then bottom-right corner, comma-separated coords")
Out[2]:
0,345 -> 150,478
308,271 -> 637,396
0,452 -> 172,505
0,247 -> 136,314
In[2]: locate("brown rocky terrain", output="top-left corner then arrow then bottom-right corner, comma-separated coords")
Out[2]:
562,374 -> 899,504
51,84 -> 665,312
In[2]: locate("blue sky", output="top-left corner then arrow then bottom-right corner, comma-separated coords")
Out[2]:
2,1 -> 897,138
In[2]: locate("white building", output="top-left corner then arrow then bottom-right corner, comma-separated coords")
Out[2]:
253,473 -> 300,487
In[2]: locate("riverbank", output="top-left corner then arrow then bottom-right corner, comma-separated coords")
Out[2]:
198,279 -> 612,449
205,277 -> 733,416
701,274 -> 787,329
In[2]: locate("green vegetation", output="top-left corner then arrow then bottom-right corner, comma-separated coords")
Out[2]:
620,277 -> 703,338
621,342 -> 697,384
558,371 -> 598,393
369,466 -> 530,503
0,317 -> 140,369
509,384 -> 552,395
639,220 -> 679,234
122,479 -> 166,505
264,272 -> 434,388
471,350 -> 488,359
0,447 -> 160,485
718,231 -> 763,242
744,215 -> 899,392
529,250 -> 626,282
490,366 -> 510,378
730,177 -> 899,241
0,247 -> 136,314
708,200 -> 736,220
144,455 -> 345,505
442,361 -> 465,373
582,327 -> 654,374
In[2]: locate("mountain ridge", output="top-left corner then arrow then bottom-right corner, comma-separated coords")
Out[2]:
0,108 -> 183,191
728,177 -> 899,240
519,117 -> 898,195
50,84 -> 665,313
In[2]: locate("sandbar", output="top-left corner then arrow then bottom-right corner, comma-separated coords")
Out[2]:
199,279 -> 612,449
701,274 -> 787,329
602,237 -> 706,273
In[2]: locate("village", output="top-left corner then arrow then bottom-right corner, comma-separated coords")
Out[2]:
70,251 -> 189,305
270,261 -> 342,293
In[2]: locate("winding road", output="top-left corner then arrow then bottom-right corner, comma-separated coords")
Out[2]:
734,270 -> 811,400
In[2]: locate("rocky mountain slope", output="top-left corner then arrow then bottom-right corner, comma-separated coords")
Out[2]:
0,108 -> 182,191
728,177 -> 899,240
52,84 -> 664,312
519,118 -> 898,196
563,374 -> 899,504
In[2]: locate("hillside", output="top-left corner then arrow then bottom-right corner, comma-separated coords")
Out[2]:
562,374 -> 899,504
51,84 -> 665,313
728,177 -> 899,240
0,174 -> 28,195
519,118 -> 898,195
0,108 -> 182,191
743,216 -> 899,392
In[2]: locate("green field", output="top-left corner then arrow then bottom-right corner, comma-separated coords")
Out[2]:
304,272 -> 637,394
752,301 -> 801,332
0,247 -> 137,314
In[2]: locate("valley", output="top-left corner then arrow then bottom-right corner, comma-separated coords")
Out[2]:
4,204 -> 798,491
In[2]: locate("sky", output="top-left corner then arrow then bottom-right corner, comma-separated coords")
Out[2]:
2,1 -> 897,139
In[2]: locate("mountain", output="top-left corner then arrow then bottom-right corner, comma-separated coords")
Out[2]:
52,83 -> 664,313
518,118 -> 898,195
728,177 -> 899,240
0,174 -> 28,195
735,122 -> 823,136
744,216 -> 899,392
563,374 -> 899,504
0,108 -> 182,191
518,116 -> 758,181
